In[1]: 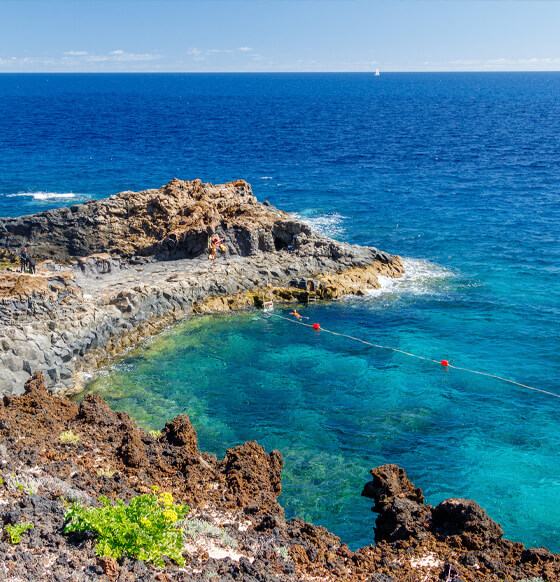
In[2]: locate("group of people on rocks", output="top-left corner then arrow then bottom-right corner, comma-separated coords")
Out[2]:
19,247 -> 36,274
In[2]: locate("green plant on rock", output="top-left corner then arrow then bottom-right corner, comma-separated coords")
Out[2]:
64,489 -> 189,567
96,467 -> 116,478
59,430 -> 80,444
147,430 -> 162,439
275,544 -> 291,562
4,523 -> 34,544
5,472 -> 40,495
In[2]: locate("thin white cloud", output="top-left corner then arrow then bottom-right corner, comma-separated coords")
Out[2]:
83,50 -> 159,63
0,50 -> 162,71
422,57 -> 560,70
187,47 -> 257,58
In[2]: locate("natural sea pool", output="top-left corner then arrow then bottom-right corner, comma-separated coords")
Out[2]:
83,257 -> 560,551
2,72 -> 559,551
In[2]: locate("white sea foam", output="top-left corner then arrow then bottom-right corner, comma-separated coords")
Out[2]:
291,211 -> 348,239
365,258 -> 454,298
6,191 -> 78,201
291,210 -> 452,297
259,176 -> 273,180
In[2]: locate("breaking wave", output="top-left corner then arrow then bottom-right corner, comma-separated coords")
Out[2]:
291,210 -> 348,239
366,257 -> 455,298
6,191 -> 78,201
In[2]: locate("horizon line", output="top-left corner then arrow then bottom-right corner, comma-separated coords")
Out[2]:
1,70 -> 560,74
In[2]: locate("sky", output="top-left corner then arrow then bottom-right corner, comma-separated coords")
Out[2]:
1,0 -> 560,73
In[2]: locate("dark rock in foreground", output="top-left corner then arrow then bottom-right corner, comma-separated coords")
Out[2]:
0,372 -> 558,582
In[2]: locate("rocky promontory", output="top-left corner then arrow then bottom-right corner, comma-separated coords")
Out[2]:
0,178 -> 403,395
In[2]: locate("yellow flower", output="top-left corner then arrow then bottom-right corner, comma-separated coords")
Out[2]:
159,491 -> 174,507
151,485 -> 159,493
140,518 -> 152,527
162,509 -> 178,524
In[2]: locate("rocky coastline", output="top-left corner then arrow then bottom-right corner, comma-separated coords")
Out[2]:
0,178 -> 403,396
0,372 -> 558,582
1,179 -> 557,581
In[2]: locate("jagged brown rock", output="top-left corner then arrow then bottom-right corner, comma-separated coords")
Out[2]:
362,463 -> 425,512
0,373 -> 559,581
78,392 -> 121,426
160,414 -> 198,455
0,178 -> 394,263
221,441 -> 283,514
432,497 -> 504,550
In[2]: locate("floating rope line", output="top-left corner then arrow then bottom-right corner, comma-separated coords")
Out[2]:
267,312 -> 560,401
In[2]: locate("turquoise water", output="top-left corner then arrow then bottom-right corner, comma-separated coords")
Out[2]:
85,256 -> 560,551
1,73 -> 559,552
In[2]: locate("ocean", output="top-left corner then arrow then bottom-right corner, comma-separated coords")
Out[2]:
1,72 -> 559,551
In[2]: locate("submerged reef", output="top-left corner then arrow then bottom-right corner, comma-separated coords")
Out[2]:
0,372 -> 557,581
0,178 -> 403,395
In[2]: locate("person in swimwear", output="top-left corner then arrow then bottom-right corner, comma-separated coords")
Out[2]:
290,309 -> 308,319
208,235 -> 225,261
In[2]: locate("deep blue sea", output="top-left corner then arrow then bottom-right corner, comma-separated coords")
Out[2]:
1,73 -> 559,552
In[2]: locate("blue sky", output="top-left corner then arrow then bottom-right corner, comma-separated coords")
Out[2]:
1,0 -> 560,72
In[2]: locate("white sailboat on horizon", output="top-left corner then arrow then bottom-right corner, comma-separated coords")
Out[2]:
375,69 -> 380,76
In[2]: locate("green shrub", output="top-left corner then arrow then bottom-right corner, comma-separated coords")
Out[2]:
147,430 -> 162,439
64,489 -> 189,567
4,523 -> 33,544
275,544 -> 291,561
60,430 -> 80,444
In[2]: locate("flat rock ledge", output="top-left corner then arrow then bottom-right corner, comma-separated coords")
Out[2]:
1,178 -> 403,396
0,372 -> 557,582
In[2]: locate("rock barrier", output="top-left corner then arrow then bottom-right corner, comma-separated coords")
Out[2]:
0,179 -> 404,395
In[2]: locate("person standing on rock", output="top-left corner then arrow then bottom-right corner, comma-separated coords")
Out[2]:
19,247 -> 28,272
27,255 -> 36,274
208,235 -> 225,261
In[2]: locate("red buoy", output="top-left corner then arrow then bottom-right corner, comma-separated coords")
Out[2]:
441,360 -> 449,367
313,323 -> 321,330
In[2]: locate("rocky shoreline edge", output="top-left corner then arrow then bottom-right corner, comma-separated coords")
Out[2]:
1,178 -> 557,581
0,371 -> 558,582
1,178 -> 402,396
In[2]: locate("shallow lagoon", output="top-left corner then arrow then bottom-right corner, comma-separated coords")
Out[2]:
84,258 -> 560,551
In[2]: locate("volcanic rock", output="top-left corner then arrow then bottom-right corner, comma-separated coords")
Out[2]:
432,498 -> 504,550
362,463 -> 425,512
160,414 -> 198,455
